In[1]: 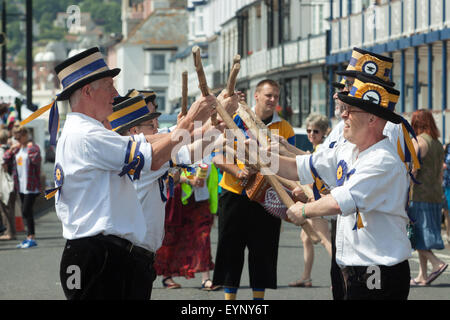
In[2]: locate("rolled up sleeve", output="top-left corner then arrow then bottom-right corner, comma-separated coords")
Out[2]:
296,155 -> 314,185
330,186 -> 356,216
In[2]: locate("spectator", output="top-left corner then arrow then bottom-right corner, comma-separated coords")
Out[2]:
443,142 -> 450,244
0,129 -> 15,240
289,114 -> 332,288
154,159 -> 220,291
3,126 -> 41,249
409,109 -> 448,286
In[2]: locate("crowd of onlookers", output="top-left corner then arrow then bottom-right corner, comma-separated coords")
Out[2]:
0,103 -> 42,249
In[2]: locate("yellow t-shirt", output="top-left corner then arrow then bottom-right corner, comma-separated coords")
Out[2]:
219,112 -> 295,195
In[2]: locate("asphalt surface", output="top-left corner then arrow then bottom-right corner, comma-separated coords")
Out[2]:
1,206 -> 449,301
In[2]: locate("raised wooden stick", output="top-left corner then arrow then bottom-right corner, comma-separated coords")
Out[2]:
192,46 -> 217,125
181,71 -> 188,116
213,102 -> 321,243
235,103 -> 325,245
238,101 -> 307,155
226,54 -> 241,96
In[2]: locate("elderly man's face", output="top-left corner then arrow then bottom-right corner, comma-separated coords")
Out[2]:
90,77 -> 119,122
341,103 -> 370,144
135,119 -> 158,136
333,87 -> 346,119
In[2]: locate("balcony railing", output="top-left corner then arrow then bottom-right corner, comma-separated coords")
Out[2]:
238,33 -> 327,79
330,0 -> 450,54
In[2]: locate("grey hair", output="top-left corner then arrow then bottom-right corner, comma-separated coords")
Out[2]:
305,113 -> 329,134
69,79 -> 102,108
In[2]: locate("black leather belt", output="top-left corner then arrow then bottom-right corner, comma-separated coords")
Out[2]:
95,234 -> 155,261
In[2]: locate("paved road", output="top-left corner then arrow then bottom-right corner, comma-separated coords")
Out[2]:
1,207 -> 449,300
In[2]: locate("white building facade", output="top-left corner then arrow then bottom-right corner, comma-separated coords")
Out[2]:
168,0 -> 332,128
328,0 -> 450,143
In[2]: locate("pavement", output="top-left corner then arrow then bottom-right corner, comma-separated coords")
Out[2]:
0,206 -> 450,301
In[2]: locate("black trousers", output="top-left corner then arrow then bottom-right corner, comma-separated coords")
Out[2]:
341,260 -> 410,300
59,235 -> 156,300
212,191 -> 282,289
330,219 -> 345,300
19,193 -> 39,236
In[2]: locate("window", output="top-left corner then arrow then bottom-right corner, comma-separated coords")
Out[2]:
155,90 -> 166,111
237,11 -> 249,57
312,3 -> 325,35
267,0 -> 279,48
362,0 -> 371,10
281,0 -> 290,42
152,54 -> 165,72
300,76 -> 310,127
196,7 -> 205,35
284,78 -> 301,127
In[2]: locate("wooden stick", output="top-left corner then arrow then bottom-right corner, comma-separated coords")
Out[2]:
235,104 -> 326,245
233,54 -> 241,65
236,101 -> 313,196
226,63 -> 240,97
214,101 -> 321,243
181,71 -> 188,116
275,175 -> 314,201
192,46 -> 217,125
238,101 -> 306,155
226,54 -> 241,96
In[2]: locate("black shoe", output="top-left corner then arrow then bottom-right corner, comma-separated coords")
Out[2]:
0,225 -> 6,235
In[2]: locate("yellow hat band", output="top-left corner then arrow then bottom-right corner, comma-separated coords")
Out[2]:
348,51 -> 392,83
349,78 -> 398,111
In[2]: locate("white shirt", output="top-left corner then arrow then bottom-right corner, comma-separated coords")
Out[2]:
384,122 -> 405,155
296,138 -> 412,267
54,112 -> 152,246
132,133 -> 191,252
16,147 -> 39,194
316,120 -> 345,153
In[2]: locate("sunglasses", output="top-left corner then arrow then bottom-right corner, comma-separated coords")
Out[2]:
306,129 -> 320,134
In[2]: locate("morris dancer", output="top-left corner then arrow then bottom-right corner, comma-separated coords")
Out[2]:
108,90 -> 237,292
22,47 -> 217,300
275,74 -> 413,300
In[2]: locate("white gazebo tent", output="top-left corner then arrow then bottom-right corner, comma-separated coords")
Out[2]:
0,78 -> 23,103
0,78 -> 46,156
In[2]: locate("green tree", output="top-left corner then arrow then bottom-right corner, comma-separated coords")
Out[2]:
80,0 -> 121,34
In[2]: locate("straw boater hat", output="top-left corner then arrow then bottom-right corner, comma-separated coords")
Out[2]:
54,47 -> 121,101
338,74 -> 401,124
20,47 -> 120,146
113,89 -> 159,109
127,89 -> 157,106
337,47 -> 395,87
107,96 -> 160,134
332,81 -> 345,90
